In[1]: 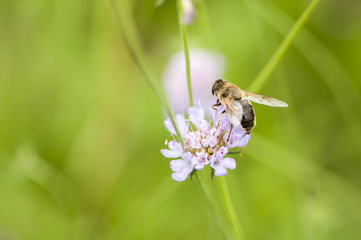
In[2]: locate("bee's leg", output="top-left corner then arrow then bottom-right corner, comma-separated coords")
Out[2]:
211,102 -> 222,111
213,110 -> 226,136
241,132 -> 249,139
216,110 -> 226,127
226,124 -> 233,142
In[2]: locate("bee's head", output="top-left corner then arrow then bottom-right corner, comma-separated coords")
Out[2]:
211,79 -> 226,95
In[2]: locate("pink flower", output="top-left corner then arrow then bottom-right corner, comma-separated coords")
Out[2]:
161,105 -> 250,181
181,0 -> 196,25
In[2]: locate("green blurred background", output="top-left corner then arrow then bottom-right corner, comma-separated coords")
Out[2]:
1,0 -> 361,239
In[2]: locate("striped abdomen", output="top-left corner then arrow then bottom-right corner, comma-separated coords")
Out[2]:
239,98 -> 256,133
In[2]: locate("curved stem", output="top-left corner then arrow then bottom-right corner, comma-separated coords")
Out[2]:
248,0 -> 319,92
109,0 -> 185,146
177,0 -> 194,107
219,177 -> 245,240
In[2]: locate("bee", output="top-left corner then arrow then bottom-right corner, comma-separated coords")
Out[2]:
211,79 -> 288,140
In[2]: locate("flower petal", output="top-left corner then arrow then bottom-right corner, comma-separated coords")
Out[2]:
194,163 -> 205,170
168,140 -> 183,152
237,134 -> 251,147
210,105 -> 225,122
214,167 -> 227,176
172,172 -> 189,182
170,159 -> 186,171
211,106 -> 231,130
182,152 -> 193,162
176,114 -> 188,135
201,138 -> 209,148
164,118 -> 176,135
228,130 -> 251,148
161,149 -> 182,158
218,146 -> 228,156
188,107 -> 205,126
223,158 -> 236,169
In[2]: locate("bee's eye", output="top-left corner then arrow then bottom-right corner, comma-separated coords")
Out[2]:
212,80 -> 222,95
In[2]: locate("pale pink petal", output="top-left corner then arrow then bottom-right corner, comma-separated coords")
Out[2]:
172,172 -> 189,182
164,118 -> 176,135
168,140 -> 183,152
193,152 -> 208,170
181,0 -> 196,25
188,107 -> 205,126
194,163 -> 205,170
201,138 -> 209,148
218,146 -> 228,156
228,128 -> 251,148
237,134 -> 250,147
161,149 -> 182,158
170,159 -> 186,172
223,158 -> 236,169
214,167 -> 227,176
182,152 -> 193,162
191,156 -> 199,165
176,114 -> 188,135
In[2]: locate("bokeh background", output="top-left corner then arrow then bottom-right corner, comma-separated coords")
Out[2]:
1,0 -> 361,239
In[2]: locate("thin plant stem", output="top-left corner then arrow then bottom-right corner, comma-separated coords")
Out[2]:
194,173 -> 234,240
109,0 -> 185,146
177,0 -> 194,107
248,0 -> 319,92
219,177 -> 245,240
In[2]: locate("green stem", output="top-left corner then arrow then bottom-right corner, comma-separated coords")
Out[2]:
109,0 -> 185,146
219,177 -> 245,240
177,0 -> 194,107
248,0 -> 319,92
194,173 -> 234,240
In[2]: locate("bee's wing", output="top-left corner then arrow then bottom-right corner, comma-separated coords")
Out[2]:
222,98 -> 243,126
244,91 -> 288,107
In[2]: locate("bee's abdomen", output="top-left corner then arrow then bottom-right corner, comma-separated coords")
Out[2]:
240,99 -> 255,133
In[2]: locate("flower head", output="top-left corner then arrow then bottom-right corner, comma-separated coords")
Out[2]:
161,105 -> 250,181
181,0 -> 196,25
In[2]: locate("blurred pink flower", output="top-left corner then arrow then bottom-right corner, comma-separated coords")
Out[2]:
162,49 -> 225,114
181,0 -> 196,25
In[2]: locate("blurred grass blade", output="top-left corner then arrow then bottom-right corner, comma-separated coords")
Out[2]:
108,0 -> 185,146
250,0 -> 361,154
248,0 -> 319,92
154,0 -> 166,8
219,177 -> 245,240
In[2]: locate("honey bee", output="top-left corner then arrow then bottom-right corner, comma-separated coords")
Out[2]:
211,79 -> 288,140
